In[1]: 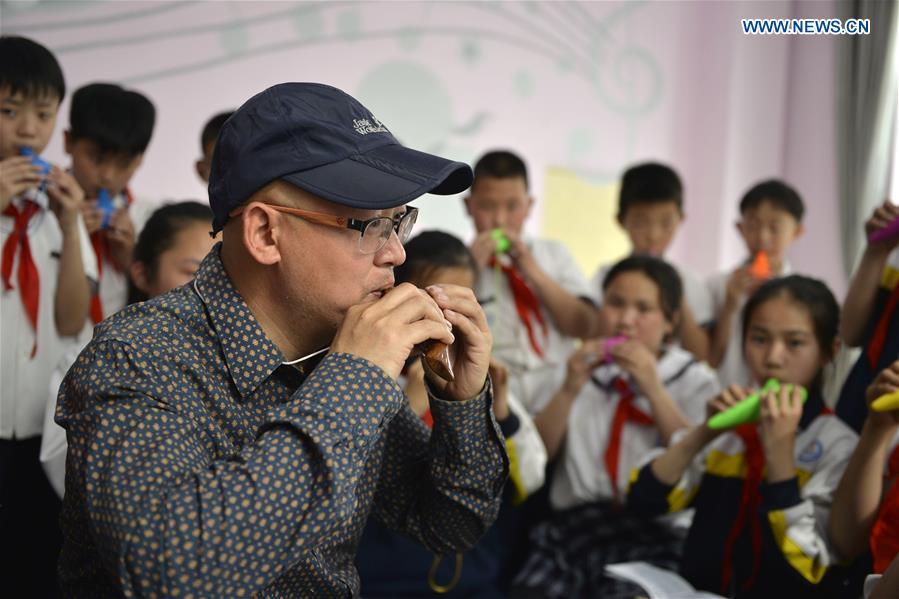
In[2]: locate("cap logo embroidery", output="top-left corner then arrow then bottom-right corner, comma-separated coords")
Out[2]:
353,116 -> 389,136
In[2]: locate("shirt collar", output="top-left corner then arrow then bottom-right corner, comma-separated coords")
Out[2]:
12,186 -> 48,211
589,345 -> 687,391
193,243 -> 285,399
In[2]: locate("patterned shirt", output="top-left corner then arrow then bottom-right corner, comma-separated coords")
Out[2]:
56,245 -> 508,597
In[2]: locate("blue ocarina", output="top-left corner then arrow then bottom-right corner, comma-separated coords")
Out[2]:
20,147 -> 51,177
97,188 -> 114,229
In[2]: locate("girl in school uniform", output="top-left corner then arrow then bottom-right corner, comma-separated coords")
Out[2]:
514,255 -> 720,598
629,275 -> 858,598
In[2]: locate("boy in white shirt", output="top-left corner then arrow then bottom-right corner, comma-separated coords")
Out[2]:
0,35 -> 96,596
590,162 -> 714,361
466,150 -> 601,414
708,179 -> 805,387
65,82 -> 156,325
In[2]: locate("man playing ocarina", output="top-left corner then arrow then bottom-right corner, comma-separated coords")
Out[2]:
55,83 -> 508,597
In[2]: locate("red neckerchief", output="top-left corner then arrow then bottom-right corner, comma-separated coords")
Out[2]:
2,200 -> 42,357
868,283 -> 899,370
605,377 -> 654,507
871,443 -> 899,573
89,188 -> 133,324
720,405 -> 834,593
720,424 -> 765,594
488,255 -> 548,357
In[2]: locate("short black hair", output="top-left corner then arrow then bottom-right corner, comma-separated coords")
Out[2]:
618,162 -> 683,219
472,150 -> 529,191
0,36 -> 65,101
739,179 -> 804,222
128,201 -> 213,304
200,111 -> 234,152
69,83 -> 155,158
602,255 -> 683,323
395,230 -> 478,287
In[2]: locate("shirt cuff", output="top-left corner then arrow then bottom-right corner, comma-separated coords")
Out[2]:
497,411 -> 521,438
761,476 -> 802,511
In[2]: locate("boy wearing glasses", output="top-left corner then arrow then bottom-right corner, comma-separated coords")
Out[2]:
55,83 -> 508,597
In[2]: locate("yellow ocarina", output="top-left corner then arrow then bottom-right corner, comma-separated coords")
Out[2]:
871,391 -> 899,413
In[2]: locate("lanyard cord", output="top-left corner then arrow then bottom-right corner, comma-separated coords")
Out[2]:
192,279 -> 329,367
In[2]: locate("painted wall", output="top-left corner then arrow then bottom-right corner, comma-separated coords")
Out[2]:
2,0 -> 848,296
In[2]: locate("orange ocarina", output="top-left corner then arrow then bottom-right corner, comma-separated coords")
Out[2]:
750,251 -> 771,279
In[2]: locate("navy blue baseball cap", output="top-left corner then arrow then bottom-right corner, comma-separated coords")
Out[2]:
208,82 -> 473,233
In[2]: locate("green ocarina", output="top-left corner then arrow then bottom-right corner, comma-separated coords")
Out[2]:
491,228 -> 510,254
707,378 -> 807,430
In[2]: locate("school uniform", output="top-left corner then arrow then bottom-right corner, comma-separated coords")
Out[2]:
514,346 -> 719,598
476,238 -> 593,415
629,393 -> 857,598
0,187 -> 96,595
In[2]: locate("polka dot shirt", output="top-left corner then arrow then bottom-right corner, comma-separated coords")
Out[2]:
56,245 -> 509,597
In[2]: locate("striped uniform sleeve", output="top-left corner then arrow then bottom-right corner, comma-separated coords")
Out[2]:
627,426 -> 709,516
763,423 -> 858,584
500,392 -> 547,503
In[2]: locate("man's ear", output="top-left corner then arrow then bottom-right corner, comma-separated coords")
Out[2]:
463,196 -> 473,217
129,260 -> 149,294
63,129 -> 73,154
240,202 -> 283,266
793,222 -> 805,242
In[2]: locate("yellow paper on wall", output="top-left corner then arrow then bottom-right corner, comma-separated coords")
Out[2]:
541,166 -> 630,278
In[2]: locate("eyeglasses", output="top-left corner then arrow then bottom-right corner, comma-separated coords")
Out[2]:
231,202 -> 418,254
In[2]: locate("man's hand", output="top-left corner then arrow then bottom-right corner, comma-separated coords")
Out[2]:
46,168 -> 85,233
331,283 -> 454,381
423,284 -> 493,401
0,156 -> 42,212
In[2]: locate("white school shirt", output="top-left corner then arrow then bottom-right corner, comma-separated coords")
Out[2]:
550,345 -> 719,510
476,238 -> 593,414
707,260 -> 793,388
0,190 -> 97,439
590,259 -> 715,327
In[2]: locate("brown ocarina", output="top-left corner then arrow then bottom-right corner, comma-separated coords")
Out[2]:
417,340 -> 454,381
